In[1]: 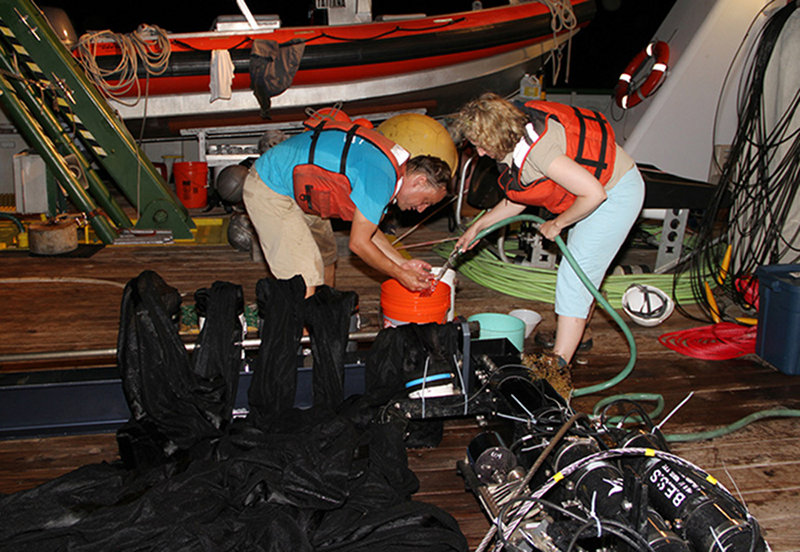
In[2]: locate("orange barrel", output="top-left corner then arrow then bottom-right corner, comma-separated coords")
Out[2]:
380,278 -> 451,327
173,161 -> 208,209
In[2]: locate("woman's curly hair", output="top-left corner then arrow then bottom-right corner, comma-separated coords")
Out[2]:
452,92 -> 528,160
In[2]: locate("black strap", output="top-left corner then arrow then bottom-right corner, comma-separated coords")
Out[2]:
571,107 -> 610,178
339,125 -> 360,174
307,123 -> 324,164
306,123 -> 362,175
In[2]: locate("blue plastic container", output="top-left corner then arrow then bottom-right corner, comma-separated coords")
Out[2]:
756,264 -> 800,375
468,313 -> 525,352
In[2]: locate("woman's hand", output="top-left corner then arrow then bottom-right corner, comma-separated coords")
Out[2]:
455,224 -> 481,254
455,200 -> 528,253
542,155 -> 607,230
539,218 -> 563,240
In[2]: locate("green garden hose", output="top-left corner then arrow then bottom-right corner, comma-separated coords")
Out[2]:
0,212 -> 25,234
464,214 -> 637,398
458,214 -> 800,440
665,408 -> 800,443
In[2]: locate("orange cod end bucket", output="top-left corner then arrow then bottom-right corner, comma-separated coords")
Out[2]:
173,161 -> 208,209
380,278 -> 451,327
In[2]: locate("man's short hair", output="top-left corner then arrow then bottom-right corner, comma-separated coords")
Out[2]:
406,155 -> 454,195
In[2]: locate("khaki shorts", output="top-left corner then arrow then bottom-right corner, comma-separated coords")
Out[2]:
243,168 -> 338,288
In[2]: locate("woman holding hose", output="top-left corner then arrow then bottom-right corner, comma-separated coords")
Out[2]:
453,93 -> 645,369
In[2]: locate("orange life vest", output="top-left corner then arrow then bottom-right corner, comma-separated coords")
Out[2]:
498,101 -> 617,214
293,120 -> 405,220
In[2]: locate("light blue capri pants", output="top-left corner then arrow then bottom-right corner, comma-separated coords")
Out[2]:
554,167 -> 646,319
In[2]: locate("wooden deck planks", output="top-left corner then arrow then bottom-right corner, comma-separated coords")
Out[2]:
1,215 -> 799,550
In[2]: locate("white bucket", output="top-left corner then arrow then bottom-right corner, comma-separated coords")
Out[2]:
508,308 -> 542,338
432,267 -> 457,321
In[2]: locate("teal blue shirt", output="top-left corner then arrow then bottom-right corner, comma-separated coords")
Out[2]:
253,129 -> 400,225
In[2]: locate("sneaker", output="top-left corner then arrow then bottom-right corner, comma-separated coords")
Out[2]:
533,329 -> 593,352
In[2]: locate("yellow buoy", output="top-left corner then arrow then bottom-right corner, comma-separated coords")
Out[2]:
377,113 -> 458,176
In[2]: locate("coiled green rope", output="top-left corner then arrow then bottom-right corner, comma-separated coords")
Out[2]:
434,236 -> 700,308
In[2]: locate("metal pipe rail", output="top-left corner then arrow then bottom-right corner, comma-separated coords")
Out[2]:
0,330 -> 383,365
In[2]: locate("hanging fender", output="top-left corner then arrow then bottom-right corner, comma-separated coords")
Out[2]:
614,40 -> 670,110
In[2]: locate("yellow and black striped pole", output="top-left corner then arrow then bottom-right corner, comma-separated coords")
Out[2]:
0,0 -> 194,239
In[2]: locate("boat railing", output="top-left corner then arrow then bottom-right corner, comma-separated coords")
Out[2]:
212,14 -> 281,33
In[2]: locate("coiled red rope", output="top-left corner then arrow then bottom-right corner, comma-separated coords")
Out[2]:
659,322 -> 757,360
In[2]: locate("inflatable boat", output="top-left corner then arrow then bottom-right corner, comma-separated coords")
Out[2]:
70,1 -> 597,121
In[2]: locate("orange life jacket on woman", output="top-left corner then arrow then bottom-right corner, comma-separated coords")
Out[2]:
292,120 -> 406,220
498,101 -> 617,214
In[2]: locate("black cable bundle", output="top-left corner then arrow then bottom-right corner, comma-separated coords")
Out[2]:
674,1 -> 800,322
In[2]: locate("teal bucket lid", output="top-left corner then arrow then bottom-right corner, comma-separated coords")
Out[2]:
467,312 -> 525,352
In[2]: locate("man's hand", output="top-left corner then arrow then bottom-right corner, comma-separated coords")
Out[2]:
396,259 -> 434,291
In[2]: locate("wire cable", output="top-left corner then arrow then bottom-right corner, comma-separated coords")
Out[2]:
675,1 -> 800,322
475,411 -> 585,552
